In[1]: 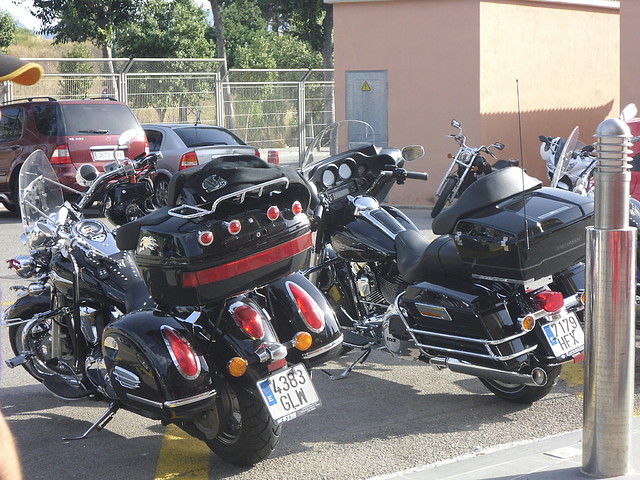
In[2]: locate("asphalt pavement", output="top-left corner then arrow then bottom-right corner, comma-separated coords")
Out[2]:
382,206 -> 640,480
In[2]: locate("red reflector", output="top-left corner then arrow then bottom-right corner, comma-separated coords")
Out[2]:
267,206 -> 280,221
182,232 -> 312,287
573,352 -> 585,363
50,144 -> 72,164
161,326 -> 201,379
179,151 -> 199,170
198,231 -> 214,246
533,290 -> 564,313
232,304 -> 265,339
291,201 -> 303,215
267,357 -> 287,372
227,220 -> 241,235
286,281 -> 325,332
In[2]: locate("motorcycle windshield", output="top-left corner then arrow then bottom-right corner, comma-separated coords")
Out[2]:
19,150 -> 65,248
551,126 -> 580,188
301,120 -> 375,171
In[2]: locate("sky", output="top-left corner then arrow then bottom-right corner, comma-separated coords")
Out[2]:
2,1 -> 213,32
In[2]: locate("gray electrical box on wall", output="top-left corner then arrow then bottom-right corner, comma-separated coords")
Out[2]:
346,70 -> 388,147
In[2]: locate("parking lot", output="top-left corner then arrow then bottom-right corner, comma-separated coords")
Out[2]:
0,206 -> 637,480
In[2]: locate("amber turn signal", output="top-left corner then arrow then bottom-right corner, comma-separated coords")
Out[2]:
520,315 -> 536,332
227,357 -> 248,377
293,331 -> 313,351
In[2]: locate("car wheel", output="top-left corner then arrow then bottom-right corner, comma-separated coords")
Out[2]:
154,176 -> 170,207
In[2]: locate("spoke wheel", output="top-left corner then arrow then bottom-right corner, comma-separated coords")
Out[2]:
431,176 -> 458,218
154,176 -> 170,207
479,365 -> 562,404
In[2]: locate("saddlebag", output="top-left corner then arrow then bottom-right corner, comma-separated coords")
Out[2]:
102,311 -> 216,420
452,187 -> 593,282
121,170 -> 313,307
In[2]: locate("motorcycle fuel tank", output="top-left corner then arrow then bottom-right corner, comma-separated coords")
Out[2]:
331,205 -> 420,262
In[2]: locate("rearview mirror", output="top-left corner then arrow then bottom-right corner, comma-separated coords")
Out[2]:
451,119 -> 461,129
494,143 -> 505,151
118,129 -> 138,147
620,103 -> 638,123
402,145 -> 425,162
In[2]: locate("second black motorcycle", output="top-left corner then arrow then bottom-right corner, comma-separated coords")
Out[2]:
302,120 -> 589,403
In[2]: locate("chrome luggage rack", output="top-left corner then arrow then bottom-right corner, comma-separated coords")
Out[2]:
167,177 -> 290,219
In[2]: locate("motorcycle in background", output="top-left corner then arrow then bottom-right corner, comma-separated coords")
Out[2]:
431,119 -> 517,218
539,104 -> 640,324
2,132 -> 342,465
302,120 -> 589,404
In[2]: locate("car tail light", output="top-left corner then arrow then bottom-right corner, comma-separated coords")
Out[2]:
267,150 -> 279,164
254,148 -> 261,158
161,326 -> 201,379
179,151 -> 199,170
144,137 -> 150,155
232,304 -> 265,340
50,144 -> 72,164
533,290 -> 564,313
286,282 -> 325,332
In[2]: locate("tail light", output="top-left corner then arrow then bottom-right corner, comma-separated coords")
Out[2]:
286,282 -> 325,333
227,219 -> 241,235
144,137 -> 150,155
291,201 -> 303,215
267,206 -> 280,221
232,303 -> 265,339
254,148 -> 261,158
179,151 -> 199,170
50,144 -> 72,164
161,326 -> 201,380
267,150 -> 279,164
198,230 -> 214,246
533,290 -> 564,313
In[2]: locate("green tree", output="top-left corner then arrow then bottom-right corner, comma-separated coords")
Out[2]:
117,0 -> 216,122
58,44 -> 94,98
0,10 -> 17,52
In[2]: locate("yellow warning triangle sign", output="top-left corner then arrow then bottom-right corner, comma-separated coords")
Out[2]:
361,81 -> 371,92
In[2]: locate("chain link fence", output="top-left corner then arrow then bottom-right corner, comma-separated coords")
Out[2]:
1,58 -> 335,163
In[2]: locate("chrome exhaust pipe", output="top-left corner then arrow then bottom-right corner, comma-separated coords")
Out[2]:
429,357 -> 548,387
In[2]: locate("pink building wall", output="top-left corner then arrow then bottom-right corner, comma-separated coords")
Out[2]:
330,0 -> 620,205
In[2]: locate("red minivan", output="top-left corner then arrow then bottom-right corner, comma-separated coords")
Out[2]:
0,97 -> 147,212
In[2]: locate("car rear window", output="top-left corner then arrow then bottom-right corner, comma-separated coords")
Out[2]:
59,103 -> 140,136
173,127 -> 246,148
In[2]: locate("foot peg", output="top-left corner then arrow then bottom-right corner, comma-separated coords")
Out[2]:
63,402 -> 119,441
5,355 -> 28,369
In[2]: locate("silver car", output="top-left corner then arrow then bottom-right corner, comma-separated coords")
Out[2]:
143,123 -> 262,206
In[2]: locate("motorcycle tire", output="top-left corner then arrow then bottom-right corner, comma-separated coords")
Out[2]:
478,365 -> 561,404
431,176 -> 458,218
206,385 -> 281,466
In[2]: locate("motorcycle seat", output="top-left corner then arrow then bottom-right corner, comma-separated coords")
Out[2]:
396,231 -> 469,283
431,167 -> 541,235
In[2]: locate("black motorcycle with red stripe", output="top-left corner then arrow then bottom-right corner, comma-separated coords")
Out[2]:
2,135 -> 342,466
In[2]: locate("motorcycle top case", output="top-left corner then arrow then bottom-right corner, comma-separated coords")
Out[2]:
452,187 -> 594,282
117,165 -> 313,307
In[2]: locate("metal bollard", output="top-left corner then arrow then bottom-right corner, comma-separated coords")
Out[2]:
582,117 -> 636,477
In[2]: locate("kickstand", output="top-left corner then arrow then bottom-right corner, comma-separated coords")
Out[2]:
322,346 -> 372,380
63,402 -> 119,441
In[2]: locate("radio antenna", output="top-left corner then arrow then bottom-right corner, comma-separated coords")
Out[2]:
516,79 -> 531,252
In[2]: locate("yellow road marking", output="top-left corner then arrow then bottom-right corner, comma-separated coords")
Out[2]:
154,424 -> 210,479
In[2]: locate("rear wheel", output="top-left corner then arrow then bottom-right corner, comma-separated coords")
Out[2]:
479,365 -> 562,404
206,385 -> 280,466
431,176 -> 458,218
